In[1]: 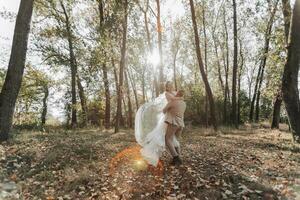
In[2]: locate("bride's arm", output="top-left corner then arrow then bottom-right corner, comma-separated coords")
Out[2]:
165,92 -> 183,101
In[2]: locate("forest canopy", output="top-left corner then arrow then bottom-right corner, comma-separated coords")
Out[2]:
0,0 -> 299,141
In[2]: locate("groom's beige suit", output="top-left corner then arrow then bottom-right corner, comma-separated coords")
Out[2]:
163,99 -> 186,157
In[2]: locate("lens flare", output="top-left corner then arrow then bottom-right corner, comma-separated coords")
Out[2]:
109,145 -> 164,177
132,159 -> 148,171
147,49 -> 160,67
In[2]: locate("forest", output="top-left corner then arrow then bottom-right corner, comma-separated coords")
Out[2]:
0,0 -> 299,199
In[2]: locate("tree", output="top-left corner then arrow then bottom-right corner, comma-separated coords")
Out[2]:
202,1 -> 209,127
127,69 -> 139,109
249,0 -> 279,122
211,8 -> 225,106
189,0 -> 218,131
238,38 -> 244,124
281,0 -> 300,142
281,0 -> 292,45
25,66 -> 52,126
11,65 -> 52,126
34,0 -> 89,127
41,84 -> 49,126
76,74 -> 88,126
231,0 -> 238,127
271,0 -> 291,129
170,22 -> 181,91
115,0 -> 128,133
136,0 -> 154,101
124,70 -> 133,128
97,0 -> 111,129
222,5 -> 230,124
156,0 -> 164,94
0,0 -> 34,141
59,0 -> 79,127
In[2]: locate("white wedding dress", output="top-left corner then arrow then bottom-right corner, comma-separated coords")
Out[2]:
135,92 -> 180,166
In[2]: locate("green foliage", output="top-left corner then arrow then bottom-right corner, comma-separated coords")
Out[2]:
1,0 -> 292,129
14,65 -> 53,127
239,91 -> 251,123
87,98 -> 105,126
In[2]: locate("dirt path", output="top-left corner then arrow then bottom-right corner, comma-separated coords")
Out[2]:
0,126 -> 299,199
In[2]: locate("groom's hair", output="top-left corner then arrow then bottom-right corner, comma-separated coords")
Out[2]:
176,90 -> 184,97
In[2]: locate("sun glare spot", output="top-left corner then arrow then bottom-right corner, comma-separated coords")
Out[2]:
132,159 -> 148,171
109,145 -> 164,176
147,49 -> 160,67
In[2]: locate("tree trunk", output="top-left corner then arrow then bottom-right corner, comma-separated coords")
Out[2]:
202,2 -> 209,128
282,0 -> 291,45
98,0 -> 111,129
250,67 -> 261,121
124,70 -> 133,128
255,1 -> 279,122
271,0 -> 291,129
113,58 -> 123,125
173,50 -> 178,91
128,69 -> 139,109
41,86 -> 49,126
66,103 -> 71,128
154,76 -> 159,97
237,72 -> 242,124
212,35 -> 224,94
250,0 -> 279,122
113,59 -> 125,127
271,95 -> 283,128
122,98 -> 127,127
76,74 -> 88,126
0,0 -> 34,141
144,11 -> 151,51
238,39 -> 244,124
115,0 -> 128,133
140,1 -> 156,99
189,0 -> 218,131
141,67 -> 146,103
60,0 -> 77,128
137,0 -> 151,50
271,92 -> 282,129
143,6 -> 153,100
156,0 -> 164,93
282,0 -> 300,143
113,59 -> 119,93
231,0 -> 238,127
102,62 -> 111,129
255,90 -> 261,122
222,6 -> 230,124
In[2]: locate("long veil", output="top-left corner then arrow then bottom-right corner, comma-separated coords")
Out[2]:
135,93 -> 168,166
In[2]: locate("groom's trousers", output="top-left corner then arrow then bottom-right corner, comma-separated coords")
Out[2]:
165,123 -> 183,157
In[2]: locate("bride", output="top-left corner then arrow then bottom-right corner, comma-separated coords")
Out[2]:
135,81 -> 182,166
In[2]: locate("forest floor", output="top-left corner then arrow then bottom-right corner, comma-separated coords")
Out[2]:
0,124 -> 299,200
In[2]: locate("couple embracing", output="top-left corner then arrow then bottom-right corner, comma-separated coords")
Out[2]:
135,82 -> 186,166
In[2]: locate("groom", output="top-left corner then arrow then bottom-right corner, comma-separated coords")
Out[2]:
163,90 -> 186,166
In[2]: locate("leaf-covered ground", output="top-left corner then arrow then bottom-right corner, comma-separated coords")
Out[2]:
0,125 -> 299,200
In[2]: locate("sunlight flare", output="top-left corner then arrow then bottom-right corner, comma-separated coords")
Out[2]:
147,49 -> 160,67
132,159 -> 148,171
109,146 -> 164,176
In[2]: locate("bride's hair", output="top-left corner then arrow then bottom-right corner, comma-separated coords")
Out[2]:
165,81 -> 173,92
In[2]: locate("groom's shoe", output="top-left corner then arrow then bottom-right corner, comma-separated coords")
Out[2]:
171,156 -> 182,166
